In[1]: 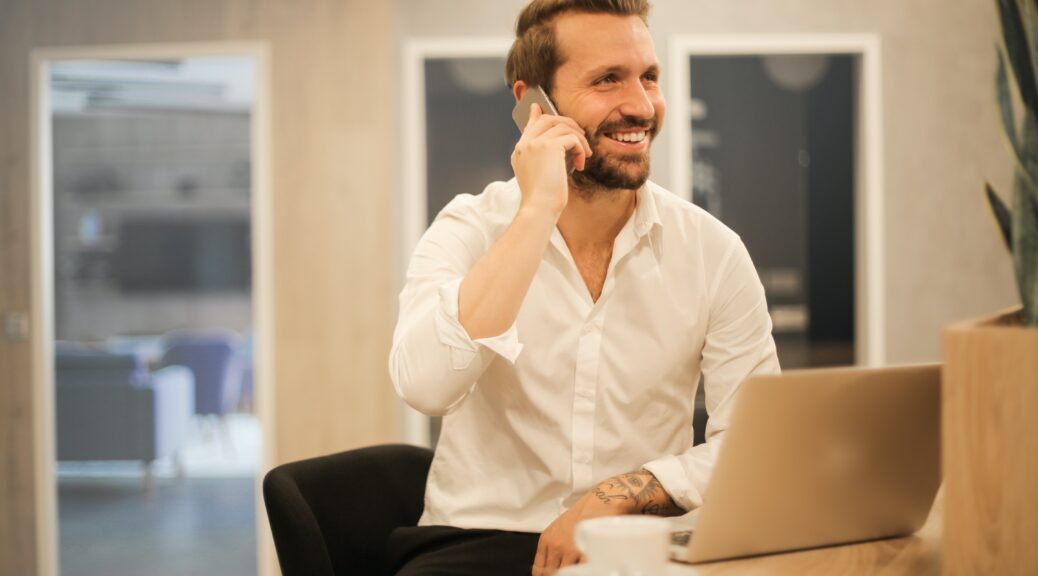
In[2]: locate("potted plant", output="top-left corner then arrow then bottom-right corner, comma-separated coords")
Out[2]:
943,1 -> 1038,574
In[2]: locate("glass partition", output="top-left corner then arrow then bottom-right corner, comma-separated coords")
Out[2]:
50,56 -> 260,576
688,53 -> 857,369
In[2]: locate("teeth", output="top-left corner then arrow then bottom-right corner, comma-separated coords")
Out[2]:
609,131 -> 646,143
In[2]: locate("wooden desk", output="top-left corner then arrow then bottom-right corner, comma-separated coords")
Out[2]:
562,490 -> 943,575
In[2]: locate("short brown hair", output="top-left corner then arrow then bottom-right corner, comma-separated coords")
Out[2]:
505,0 -> 650,94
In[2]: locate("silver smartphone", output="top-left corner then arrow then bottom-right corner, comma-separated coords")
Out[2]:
511,85 -> 559,131
511,85 -> 574,172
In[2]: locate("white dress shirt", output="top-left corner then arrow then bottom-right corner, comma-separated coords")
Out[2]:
389,178 -> 779,533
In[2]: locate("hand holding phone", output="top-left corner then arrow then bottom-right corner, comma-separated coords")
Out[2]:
511,86 -> 587,175
512,85 -> 560,129
508,85 -> 591,217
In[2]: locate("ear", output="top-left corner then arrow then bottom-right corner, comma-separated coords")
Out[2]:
512,80 -> 529,103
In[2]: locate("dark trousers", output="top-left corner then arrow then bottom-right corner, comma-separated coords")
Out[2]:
387,525 -> 540,576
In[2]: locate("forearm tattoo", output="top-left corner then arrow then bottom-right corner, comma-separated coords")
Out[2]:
592,469 -> 683,516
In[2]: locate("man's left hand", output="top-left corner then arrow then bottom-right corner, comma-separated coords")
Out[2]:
531,469 -> 684,576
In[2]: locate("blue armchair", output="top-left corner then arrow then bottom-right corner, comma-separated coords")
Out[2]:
159,330 -> 242,418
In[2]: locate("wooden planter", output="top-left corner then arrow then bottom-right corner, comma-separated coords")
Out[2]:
943,309 -> 1038,575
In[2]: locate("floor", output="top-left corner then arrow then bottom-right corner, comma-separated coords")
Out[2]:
57,414 -> 261,576
59,477 -> 257,576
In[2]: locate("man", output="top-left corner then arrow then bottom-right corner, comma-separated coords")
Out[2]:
389,1 -> 780,574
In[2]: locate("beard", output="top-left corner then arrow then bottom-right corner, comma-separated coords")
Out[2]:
570,116 -> 657,197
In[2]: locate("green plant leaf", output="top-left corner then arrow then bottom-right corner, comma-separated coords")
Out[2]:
1012,177 -> 1038,324
1024,0 -> 1038,79
997,49 -> 1020,150
1018,112 -> 1038,209
999,0 -> 1038,114
992,50 -> 1038,207
986,183 -> 1014,252
996,49 -> 1038,203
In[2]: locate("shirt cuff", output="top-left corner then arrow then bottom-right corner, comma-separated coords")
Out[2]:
434,278 -> 523,369
642,455 -> 702,512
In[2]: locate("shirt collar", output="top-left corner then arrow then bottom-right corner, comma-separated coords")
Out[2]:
547,182 -> 665,259
633,183 -> 664,240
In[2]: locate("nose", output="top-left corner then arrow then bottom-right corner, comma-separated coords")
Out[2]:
618,81 -> 655,119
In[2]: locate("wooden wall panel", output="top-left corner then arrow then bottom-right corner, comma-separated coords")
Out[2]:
0,0 -> 399,573
1,0 -> 42,573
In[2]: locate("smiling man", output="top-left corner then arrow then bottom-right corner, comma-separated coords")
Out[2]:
389,1 -> 780,574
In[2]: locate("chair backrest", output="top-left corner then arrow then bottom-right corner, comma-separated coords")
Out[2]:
263,444 -> 433,576
160,332 -> 239,415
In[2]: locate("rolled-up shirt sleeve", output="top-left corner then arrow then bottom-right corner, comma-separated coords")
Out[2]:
389,196 -> 523,416
642,240 -> 781,511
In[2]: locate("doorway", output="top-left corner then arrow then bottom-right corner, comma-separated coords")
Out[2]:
31,44 -> 274,576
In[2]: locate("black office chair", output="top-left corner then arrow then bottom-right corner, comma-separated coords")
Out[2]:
263,443 -> 434,576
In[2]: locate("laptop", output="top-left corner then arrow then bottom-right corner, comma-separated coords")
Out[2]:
667,363 -> 942,564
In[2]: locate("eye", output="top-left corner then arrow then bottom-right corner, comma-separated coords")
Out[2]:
595,73 -> 619,85
642,71 -> 659,83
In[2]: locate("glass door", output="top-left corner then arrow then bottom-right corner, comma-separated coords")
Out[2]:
48,55 -> 261,576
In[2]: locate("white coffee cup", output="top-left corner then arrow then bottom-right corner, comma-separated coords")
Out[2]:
574,515 -> 671,576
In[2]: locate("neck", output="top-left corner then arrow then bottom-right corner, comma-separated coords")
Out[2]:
557,182 -> 638,248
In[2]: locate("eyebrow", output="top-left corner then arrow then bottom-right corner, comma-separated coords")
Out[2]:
584,63 -> 660,80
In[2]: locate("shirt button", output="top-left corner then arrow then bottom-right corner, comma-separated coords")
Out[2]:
575,453 -> 591,464
576,388 -> 594,400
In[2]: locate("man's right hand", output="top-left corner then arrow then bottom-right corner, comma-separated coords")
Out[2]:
457,103 -> 589,341
511,103 -> 591,219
